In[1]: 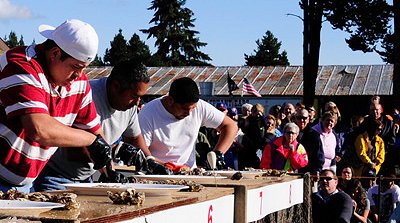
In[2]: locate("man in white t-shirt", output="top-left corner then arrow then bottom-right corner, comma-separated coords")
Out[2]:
34,60 -> 158,191
139,77 -> 238,170
367,174 -> 400,223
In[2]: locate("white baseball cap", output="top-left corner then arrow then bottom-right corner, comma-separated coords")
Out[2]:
38,19 -> 99,63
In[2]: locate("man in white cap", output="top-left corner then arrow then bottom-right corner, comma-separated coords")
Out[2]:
0,19 -> 113,192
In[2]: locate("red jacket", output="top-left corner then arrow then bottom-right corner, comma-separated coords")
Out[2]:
260,136 -> 308,172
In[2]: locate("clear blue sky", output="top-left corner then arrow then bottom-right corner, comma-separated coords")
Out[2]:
0,0 -> 387,66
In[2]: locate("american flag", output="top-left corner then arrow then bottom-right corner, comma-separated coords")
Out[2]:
242,78 -> 261,97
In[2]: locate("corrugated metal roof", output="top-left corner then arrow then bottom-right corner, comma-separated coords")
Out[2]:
84,65 -> 393,96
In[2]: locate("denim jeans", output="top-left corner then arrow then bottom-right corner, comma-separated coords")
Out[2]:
224,148 -> 238,170
33,166 -> 92,192
0,182 -> 33,193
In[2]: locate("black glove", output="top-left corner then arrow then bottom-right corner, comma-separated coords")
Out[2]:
88,135 -> 112,170
215,151 -> 225,170
98,164 -> 129,183
146,158 -> 173,175
115,143 -> 146,171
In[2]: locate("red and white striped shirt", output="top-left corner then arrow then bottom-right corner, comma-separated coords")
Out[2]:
0,45 -> 100,185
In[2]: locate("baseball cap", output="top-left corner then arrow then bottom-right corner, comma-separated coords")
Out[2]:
38,19 -> 99,63
216,102 -> 227,111
228,107 -> 238,117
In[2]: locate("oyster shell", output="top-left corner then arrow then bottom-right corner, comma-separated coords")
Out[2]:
0,190 -> 79,210
107,188 -> 145,205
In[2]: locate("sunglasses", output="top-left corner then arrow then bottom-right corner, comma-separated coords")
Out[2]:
296,116 -> 308,120
285,131 -> 297,135
319,176 -> 336,182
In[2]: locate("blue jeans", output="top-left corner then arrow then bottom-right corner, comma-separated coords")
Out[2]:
224,147 -> 238,170
33,166 -> 92,192
0,181 -> 33,193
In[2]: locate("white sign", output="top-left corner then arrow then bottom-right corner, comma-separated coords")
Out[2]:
119,194 -> 234,223
246,178 -> 303,222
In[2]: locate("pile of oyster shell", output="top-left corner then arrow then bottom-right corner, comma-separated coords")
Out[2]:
107,188 -> 145,205
136,179 -> 204,192
0,190 -> 79,210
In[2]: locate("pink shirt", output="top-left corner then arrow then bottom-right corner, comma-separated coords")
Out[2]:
312,123 -> 336,169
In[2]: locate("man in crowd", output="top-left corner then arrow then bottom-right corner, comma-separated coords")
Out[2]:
241,103 -> 267,167
238,103 -> 252,130
0,19 -> 112,192
34,60 -> 161,191
280,103 -> 296,129
362,103 -> 396,175
367,174 -> 400,223
295,108 -> 311,142
312,169 -> 353,223
138,77 -> 238,170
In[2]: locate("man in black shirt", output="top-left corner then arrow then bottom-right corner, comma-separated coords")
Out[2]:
312,169 -> 353,223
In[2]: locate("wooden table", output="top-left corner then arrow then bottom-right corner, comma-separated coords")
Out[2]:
201,175 -> 304,223
0,187 -> 234,223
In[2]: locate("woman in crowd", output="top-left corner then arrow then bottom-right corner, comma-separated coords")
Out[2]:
260,123 -> 308,173
311,111 -> 339,173
338,165 -> 355,194
353,119 -> 385,177
346,179 -> 371,223
264,114 -> 281,145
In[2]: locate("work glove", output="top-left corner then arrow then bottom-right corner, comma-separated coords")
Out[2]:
164,162 -> 191,173
146,158 -> 173,175
98,163 -> 129,183
215,151 -> 226,170
115,143 -> 147,171
88,135 -> 112,170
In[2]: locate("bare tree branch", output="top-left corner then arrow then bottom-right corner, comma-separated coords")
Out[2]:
286,13 -> 303,21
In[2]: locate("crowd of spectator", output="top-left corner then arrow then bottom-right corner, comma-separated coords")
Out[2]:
196,95 -> 400,223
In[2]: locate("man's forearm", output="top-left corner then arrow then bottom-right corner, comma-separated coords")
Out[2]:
22,113 -> 97,147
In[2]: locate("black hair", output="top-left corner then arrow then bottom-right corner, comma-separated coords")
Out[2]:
366,118 -> 383,136
107,60 -> 150,91
169,77 -> 199,104
42,39 -> 72,61
347,179 -> 368,207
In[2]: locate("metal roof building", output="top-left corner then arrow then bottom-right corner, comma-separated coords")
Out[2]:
84,64 -> 393,97
85,64 -> 396,124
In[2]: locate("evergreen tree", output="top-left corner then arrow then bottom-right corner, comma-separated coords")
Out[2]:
127,33 -> 155,66
90,55 -> 105,66
104,29 -> 130,65
5,31 -> 19,48
298,0 -> 393,106
141,0 -> 211,66
244,31 -> 289,66
18,35 -> 24,46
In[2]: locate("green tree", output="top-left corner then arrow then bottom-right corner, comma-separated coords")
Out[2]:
18,35 -> 24,46
104,29 -> 130,65
141,0 -> 211,66
5,31 -> 19,48
298,0 -> 392,106
90,55 -> 105,66
244,31 -> 289,66
128,33 -> 155,66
